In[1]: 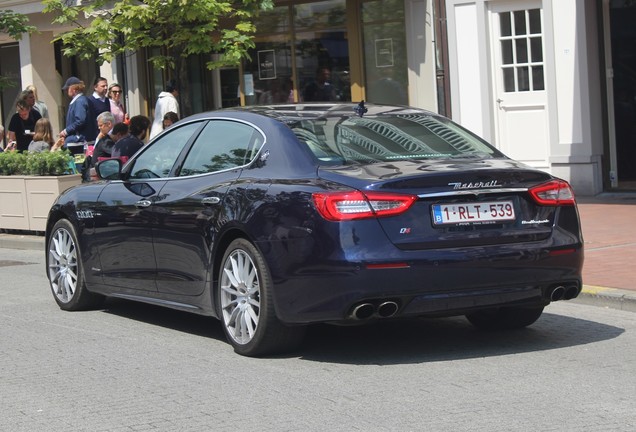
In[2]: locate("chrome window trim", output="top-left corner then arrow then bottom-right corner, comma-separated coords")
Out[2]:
418,187 -> 528,198
118,117 -> 268,182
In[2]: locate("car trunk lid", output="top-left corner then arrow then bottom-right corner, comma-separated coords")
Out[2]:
317,158 -> 561,250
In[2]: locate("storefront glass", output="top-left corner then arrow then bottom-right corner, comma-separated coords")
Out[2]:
244,0 -> 350,105
241,0 -> 407,106
361,0 -> 408,105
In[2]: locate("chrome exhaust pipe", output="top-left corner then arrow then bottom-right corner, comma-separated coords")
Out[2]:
377,301 -> 399,318
550,286 -> 565,301
564,285 -> 580,300
351,303 -> 375,320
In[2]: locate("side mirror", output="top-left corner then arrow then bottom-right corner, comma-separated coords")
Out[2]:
95,158 -> 123,180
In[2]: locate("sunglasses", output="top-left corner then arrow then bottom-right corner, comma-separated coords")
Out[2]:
111,90 -> 122,94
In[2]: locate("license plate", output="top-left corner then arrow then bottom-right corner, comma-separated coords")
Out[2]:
432,201 -> 515,225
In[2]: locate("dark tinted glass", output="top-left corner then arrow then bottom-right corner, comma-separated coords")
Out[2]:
517,66 -> 530,91
130,122 -> 201,178
516,39 -> 528,63
514,11 -> 526,35
530,37 -> 543,62
528,9 -> 541,34
180,120 -> 263,176
500,12 -> 512,37
293,114 -> 501,164
502,40 -> 513,65
532,66 -> 545,90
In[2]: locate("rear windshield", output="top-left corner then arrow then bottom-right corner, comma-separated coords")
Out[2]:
289,113 -> 503,165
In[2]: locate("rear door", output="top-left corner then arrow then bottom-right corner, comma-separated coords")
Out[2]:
152,119 -> 265,296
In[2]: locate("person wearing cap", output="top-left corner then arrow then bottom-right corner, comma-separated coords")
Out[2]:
59,76 -> 96,145
149,79 -> 179,140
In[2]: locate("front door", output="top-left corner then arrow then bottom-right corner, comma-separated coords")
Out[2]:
490,1 -> 549,170
94,179 -> 167,291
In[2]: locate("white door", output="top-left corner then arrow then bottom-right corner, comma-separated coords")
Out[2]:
490,1 -> 549,170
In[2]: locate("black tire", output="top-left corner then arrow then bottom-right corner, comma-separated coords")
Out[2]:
217,238 -> 305,357
465,306 -> 544,330
47,219 -> 103,311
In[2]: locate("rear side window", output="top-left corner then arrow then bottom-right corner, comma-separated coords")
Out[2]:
179,120 -> 264,176
290,114 -> 503,164
129,122 -> 202,179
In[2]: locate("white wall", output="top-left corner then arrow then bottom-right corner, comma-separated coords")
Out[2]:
445,0 -> 603,195
405,0 -> 438,111
446,1 -> 492,140
548,0 -> 603,195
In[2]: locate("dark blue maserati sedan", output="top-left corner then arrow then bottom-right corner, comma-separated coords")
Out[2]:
45,103 -> 583,356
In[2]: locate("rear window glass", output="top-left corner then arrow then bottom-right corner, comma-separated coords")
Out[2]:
289,114 -> 502,165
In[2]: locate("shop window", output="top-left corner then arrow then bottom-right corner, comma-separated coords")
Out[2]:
361,0 -> 408,105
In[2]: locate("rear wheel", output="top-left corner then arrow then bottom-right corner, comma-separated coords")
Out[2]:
465,306 -> 544,330
47,219 -> 103,310
218,238 -> 305,357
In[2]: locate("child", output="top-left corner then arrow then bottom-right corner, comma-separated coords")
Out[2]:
28,118 -> 64,152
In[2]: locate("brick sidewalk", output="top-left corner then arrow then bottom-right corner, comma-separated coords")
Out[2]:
577,195 -> 636,292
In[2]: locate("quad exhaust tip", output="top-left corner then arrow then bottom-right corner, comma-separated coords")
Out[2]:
350,301 -> 399,320
548,284 -> 580,302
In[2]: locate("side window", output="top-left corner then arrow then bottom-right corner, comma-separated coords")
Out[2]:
179,120 -> 263,176
129,122 -> 202,179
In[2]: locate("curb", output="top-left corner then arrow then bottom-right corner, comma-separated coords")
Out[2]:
574,285 -> 636,313
0,233 -> 45,251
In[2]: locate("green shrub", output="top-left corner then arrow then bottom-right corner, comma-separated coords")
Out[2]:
0,150 -> 76,176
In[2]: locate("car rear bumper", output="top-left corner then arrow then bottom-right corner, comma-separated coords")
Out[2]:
266,244 -> 583,324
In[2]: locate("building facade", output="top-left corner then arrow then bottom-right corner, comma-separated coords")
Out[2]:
1,0 -> 634,195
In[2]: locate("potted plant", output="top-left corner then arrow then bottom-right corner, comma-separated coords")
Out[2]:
0,150 -> 82,232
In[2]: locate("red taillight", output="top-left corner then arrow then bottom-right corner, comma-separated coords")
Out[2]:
312,191 -> 417,221
529,180 -> 576,206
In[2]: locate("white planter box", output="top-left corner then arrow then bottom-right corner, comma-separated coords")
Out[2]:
0,174 -> 82,232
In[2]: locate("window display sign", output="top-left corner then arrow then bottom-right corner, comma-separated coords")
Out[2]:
375,39 -> 394,68
258,50 -> 277,80
244,73 -> 255,96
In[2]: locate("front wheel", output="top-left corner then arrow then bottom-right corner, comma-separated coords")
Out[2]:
465,306 -> 544,330
217,238 -> 305,357
47,219 -> 103,311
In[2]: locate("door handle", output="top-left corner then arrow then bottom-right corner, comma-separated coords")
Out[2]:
135,199 -> 152,208
202,196 -> 221,205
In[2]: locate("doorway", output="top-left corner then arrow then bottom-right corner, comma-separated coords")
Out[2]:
608,1 -> 636,189
489,1 -> 549,170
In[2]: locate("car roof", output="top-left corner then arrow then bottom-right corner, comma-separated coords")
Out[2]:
185,103 -> 439,125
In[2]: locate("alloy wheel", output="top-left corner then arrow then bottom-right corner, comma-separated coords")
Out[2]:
48,227 -> 79,304
220,248 -> 261,345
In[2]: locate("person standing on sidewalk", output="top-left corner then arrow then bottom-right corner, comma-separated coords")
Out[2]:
58,77 -> 96,145
108,83 -> 129,125
7,97 -> 42,152
149,79 -> 179,140
87,77 -> 110,141
25,85 -> 49,118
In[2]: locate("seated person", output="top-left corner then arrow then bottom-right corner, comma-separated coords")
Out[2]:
111,115 -> 151,160
162,111 -> 179,130
111,122 -> 129,143
91,112 -> 116,166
